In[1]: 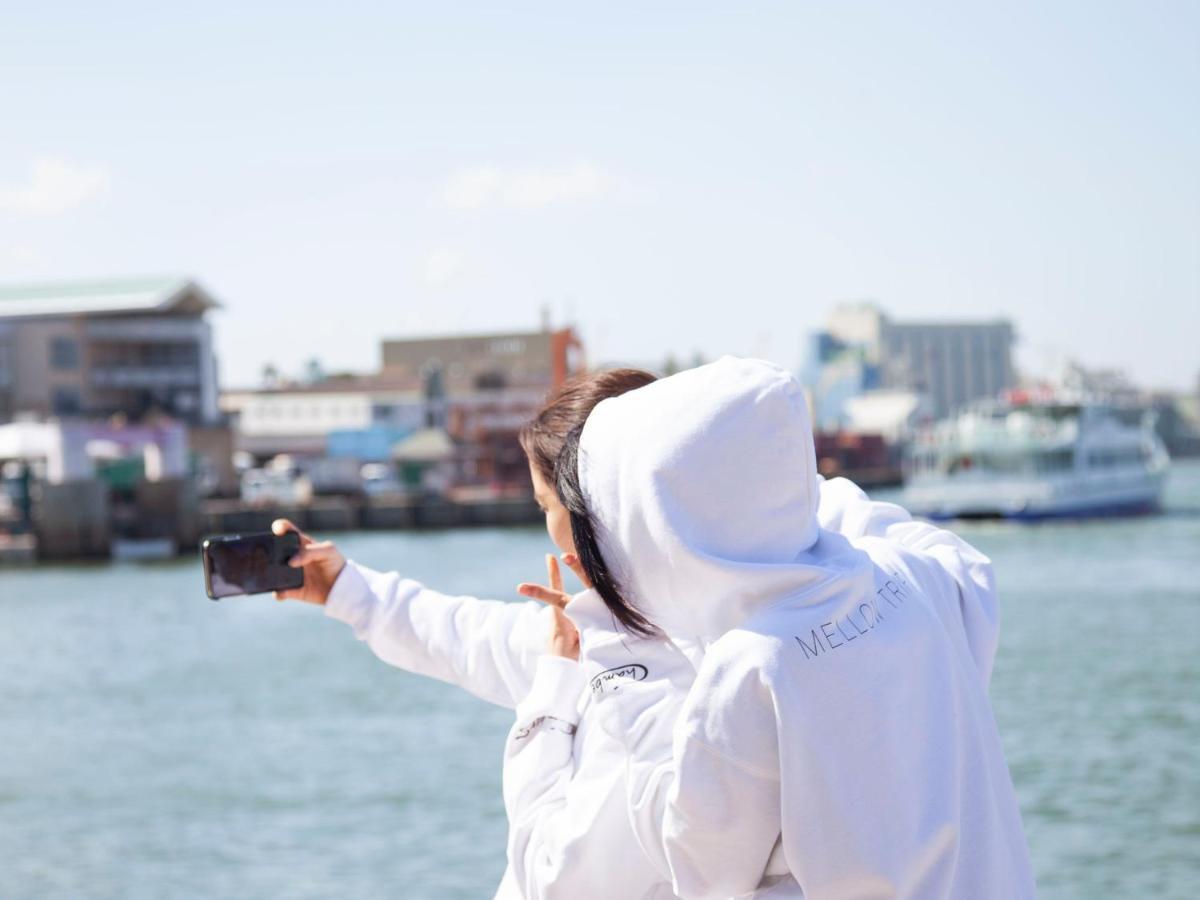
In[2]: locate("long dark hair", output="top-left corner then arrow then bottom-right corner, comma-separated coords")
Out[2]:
555,425 -> 656,637
518,368 -> 658,637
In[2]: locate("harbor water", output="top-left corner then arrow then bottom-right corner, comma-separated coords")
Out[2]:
2,463 -> 1198,899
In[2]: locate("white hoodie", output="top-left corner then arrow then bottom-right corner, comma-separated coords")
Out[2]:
322,561 -> 679,899
566,356 -> 1036,900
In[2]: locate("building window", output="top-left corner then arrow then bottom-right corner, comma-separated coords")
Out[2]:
489,338 -> 526,355
50,337 -> 79,370
474,370 -> 507,391
52,387 -> 82,415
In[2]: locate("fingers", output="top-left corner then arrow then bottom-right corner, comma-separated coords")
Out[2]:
549,606 -> 570,635
547,606 -> 581,660
560,551 -> 588,586
287,540 -> 337,567
546,554 -> 563,593
516,582 -> 570,609
271,518 -> 313,547
551,605 -> 580,638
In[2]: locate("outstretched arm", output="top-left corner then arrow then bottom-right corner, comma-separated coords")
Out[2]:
271,518 -> 552,709
325,560 -> 552,709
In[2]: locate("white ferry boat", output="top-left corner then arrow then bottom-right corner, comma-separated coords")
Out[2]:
903,390 -> 1169,520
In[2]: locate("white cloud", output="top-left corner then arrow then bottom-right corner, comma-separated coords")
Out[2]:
0,157 -> 111,215
423,248 -> 465,286
442,161 -> 617,210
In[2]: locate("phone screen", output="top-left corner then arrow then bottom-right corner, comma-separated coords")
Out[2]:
203,532 -> 304,599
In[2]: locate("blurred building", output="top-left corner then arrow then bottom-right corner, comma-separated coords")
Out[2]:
805,302 -> 1016,426
843,390 -> 933,446
381,328 -> 584,393
1153,395 -> 1200,457
221,381 -> 425,458
0,277 -> 222,425
222,325 -> 586,493
384,326 -> 585,489
1059,360 -> 1200,458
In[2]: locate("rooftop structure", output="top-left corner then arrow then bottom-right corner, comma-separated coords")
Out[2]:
381,327 -> 584,392
0,277 -> 222,425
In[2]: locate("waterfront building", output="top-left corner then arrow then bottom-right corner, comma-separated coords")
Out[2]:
806,302 -> 1016,424
1150,392 -> 1200,458
879,319 -> 1014,419
381,327 -> 584,393
0,277 -> 222,425
805,339 -> 881,431
222,325 -> 587,492
221,382 -> 427,458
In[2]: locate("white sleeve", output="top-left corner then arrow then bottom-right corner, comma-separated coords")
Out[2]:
662,734 -> 783,900
503,657 -> 658,899
818,476 -> 1000,684
324,559 -> 552,709
581,631 -> 777,898
617,652 -> 783,900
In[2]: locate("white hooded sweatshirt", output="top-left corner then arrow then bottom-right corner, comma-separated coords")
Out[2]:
565,356 -> 1036,900
322,561 -> 679,900
499,477 -> 962,899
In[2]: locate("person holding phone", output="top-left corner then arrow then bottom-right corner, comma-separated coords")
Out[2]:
273,368 -> 690,900
269,362 -> 948,899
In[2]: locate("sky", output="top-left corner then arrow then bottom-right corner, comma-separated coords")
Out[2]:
1,1 -> 1197,390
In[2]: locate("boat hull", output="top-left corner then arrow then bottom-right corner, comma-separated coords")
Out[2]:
904,469 -> 1167,521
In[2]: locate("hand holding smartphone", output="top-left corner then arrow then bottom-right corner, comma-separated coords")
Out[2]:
201,531 -> 304,600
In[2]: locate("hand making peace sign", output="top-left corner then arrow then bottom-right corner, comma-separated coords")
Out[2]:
517,552 -> 586,661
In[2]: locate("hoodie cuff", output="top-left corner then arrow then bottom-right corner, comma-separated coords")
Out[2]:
323,560 -> 375,630
516,655 -> 586,724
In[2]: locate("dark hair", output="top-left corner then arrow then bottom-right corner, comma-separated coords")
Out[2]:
519,368 -> 656,482
555,426 -> 656,637
518,368 -> 658,637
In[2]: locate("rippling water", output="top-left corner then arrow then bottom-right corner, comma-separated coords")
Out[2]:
2,463 -> 1198,899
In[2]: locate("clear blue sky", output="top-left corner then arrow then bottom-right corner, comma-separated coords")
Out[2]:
2,1 -> 1196,389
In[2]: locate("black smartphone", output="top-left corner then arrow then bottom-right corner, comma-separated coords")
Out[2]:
201,531 -> 304,600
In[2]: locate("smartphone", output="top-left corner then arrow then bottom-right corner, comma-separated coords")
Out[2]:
201,531 -> 304,600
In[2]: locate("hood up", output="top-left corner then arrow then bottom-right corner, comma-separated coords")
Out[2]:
578,355 -> 872,642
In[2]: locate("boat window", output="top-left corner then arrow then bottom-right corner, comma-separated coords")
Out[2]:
1087,447 -> 1143,467
1036,449 -> 1074,472
986,453 -> 1022,473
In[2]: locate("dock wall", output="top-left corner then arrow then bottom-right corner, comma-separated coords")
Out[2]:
9,488 -> 541,563
198,495 -> 541,537
33,480 -> 112,560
